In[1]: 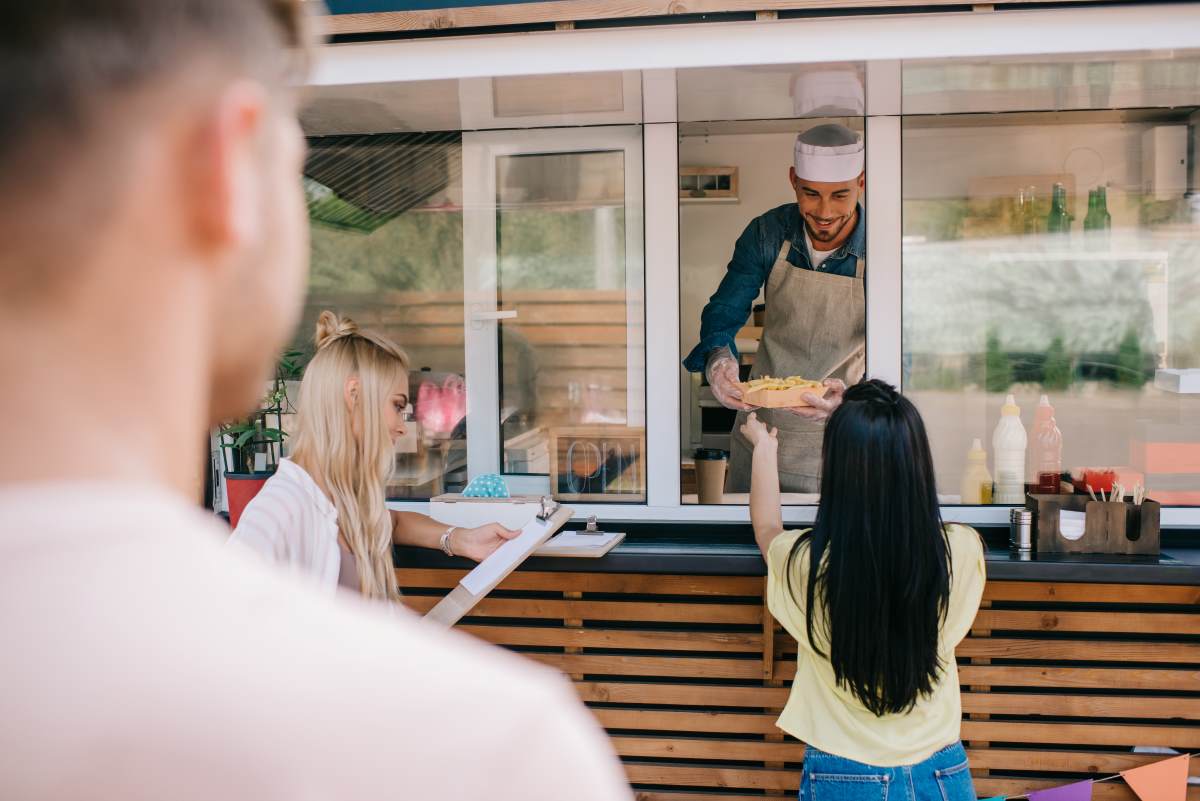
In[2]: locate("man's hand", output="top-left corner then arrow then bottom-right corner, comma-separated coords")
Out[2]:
706,351 -> 753,411
785,378 -> 847,421
452,523 -> 522,562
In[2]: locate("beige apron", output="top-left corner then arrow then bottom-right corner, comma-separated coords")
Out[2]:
727,239 -> 865,493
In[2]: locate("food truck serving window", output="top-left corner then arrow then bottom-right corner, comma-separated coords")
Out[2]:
294,42 -> 1200,522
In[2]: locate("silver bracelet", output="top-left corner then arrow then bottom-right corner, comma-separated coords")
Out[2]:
439,526 -> 457,557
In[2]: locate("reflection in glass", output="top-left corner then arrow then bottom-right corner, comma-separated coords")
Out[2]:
902,111 -> 1200,505
301,132 -> 470,500
677,63 -> 867,123
904,50 -> 1200,115
494,151 -> 646,501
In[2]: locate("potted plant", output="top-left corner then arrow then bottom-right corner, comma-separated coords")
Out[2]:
219,349 -> 305,526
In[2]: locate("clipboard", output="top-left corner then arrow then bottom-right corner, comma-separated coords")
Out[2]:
423,500 -> 573,627
533,529 -> 625,557
532,516 -> 625,557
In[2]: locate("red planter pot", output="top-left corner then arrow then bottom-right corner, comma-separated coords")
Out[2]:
224,472 -> 273,529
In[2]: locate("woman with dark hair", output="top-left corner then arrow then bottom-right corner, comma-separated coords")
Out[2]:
741,379 -> 985,801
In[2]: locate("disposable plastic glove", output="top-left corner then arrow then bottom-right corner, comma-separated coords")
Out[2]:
705,349 -> 753,411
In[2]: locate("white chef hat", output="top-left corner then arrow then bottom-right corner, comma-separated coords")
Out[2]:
793,124 -> 864,183
791,69 -> 865,117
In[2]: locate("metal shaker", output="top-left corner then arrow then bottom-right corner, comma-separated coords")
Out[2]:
1010,507 -> 1034,557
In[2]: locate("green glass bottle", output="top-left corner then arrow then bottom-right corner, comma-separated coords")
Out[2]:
1098,185 -> 1112,230
1046,183 -> 1071,234
1083,189 -> 1101,231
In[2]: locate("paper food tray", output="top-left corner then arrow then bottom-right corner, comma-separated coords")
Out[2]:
740,385 -> 815,408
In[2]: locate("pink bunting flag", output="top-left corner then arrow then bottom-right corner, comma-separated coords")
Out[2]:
1121,754 -> 1190,801
1028,780 -> 1092,801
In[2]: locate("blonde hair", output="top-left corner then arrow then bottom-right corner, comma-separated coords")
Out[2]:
291,311 -> 409,601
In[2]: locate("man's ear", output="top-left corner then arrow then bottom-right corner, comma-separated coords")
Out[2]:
344,376 -> 360,412
789,166 -> 799,191
858,171 -> 866,191
189,81 -> 268,255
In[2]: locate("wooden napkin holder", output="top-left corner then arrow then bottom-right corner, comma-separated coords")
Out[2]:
1026,493 -> 1161,556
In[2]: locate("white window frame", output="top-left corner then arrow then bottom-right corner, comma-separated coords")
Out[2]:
460,125 -> 646,495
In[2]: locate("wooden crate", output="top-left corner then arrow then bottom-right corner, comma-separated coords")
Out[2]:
399,567 -> 1200,800
1028,493 -> 1161,555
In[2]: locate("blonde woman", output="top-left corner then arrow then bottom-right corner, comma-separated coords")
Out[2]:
231,311 -> 519,600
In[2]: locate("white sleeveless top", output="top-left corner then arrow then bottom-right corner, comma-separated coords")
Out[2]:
229,458 -> 345,592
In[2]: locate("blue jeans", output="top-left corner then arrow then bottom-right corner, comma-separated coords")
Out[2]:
800,741 -> 974,801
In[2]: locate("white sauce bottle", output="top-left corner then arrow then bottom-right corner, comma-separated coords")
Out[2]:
992,394 -> 1028,504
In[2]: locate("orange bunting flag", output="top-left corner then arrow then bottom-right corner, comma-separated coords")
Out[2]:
1121,754 -> 1191,801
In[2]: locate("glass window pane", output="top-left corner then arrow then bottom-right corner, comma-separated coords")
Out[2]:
902,105 -> 1200,506
678,115 -> 867,505
904,49 -> 1200,115
678,63 -> 867,122
494,150 -> 645,502
300,132 -> 469,500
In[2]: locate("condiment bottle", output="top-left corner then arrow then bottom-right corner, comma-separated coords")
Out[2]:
1031,394 -> 1063,494
960,438 -> 994,505
1046,183 -> 1071,234
993,394 -> 1028,504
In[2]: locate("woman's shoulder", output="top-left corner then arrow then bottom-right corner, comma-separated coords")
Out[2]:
944,523 -> 985,557
765,528 -> 812,580
943,522 -> 987,588
233,460 -> 331,540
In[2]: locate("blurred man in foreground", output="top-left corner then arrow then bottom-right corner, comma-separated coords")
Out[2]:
0,3 -> 631,799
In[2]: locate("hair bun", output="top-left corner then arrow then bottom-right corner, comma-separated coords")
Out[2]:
314,310 -> 359,350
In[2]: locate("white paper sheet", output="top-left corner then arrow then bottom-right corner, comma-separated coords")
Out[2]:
535,531 -> 622,553
459,516 -> 555,596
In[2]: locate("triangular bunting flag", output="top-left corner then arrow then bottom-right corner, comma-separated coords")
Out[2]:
1121,753 -> 1190,801
979,797 -> 1006,801
1029,780 -> 1093,801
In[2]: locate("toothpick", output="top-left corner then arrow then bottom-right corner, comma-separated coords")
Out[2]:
1087,484 -> 1097,501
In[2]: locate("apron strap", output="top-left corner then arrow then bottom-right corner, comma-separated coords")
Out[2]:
854,255 -> 864,279
777,239 -> 793,265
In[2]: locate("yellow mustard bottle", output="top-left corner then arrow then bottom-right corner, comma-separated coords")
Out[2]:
961,437 -> 994,505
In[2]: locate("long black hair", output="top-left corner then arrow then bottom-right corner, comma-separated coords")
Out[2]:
787,379 -> 951,716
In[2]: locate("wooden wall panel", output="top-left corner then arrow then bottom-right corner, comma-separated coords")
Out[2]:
398,568 -> 1200,798
324,1 -> 1113,36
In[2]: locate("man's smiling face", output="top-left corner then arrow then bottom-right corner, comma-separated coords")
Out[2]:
790,169 -> 864,246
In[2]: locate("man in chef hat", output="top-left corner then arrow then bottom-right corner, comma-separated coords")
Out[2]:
683,119 -> 866,494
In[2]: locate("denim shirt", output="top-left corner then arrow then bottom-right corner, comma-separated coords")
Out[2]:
682,202 -> 865,372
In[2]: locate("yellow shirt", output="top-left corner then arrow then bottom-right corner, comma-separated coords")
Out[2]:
766,523 -> 986,766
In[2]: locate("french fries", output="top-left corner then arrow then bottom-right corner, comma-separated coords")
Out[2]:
739,375 -> 824,408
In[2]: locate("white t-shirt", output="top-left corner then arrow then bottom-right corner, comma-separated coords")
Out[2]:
804,228 -> 836,270
230,458 -> 343,592
0,483 -> 633,801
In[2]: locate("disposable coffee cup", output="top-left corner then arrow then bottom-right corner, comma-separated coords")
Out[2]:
694,448 -> 728,504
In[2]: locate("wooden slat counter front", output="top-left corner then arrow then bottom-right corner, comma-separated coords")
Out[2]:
395,535 -> 1200,800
